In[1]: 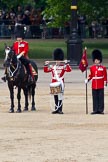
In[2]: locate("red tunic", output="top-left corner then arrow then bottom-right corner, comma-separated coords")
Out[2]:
88,64 -> 107,89
12,40 -> 29,58
44,63 -> 72,83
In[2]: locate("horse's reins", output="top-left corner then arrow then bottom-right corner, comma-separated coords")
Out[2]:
8,61 -> 20,78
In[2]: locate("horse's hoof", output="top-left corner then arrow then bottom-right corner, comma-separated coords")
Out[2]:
31,107 -> 36,111
16,109 -> 21,113
9,109 -> 14,113
23,108 -> 28,112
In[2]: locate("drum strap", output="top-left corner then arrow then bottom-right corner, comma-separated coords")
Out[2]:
53,65 -> 64,92
53,65 -> 59,81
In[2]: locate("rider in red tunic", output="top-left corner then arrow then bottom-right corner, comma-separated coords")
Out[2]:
12,37 -> 29,59
1,30 -> 33,82
12,31 -> 34,82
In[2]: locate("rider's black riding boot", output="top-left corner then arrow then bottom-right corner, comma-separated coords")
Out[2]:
29,64 -> 34,82
1,68 -> 7,82
28,75 -> 33,83
1,75 -> 7,82
26,66 -> 33,83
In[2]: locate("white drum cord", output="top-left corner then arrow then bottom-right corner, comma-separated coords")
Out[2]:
50,94 -> 63,112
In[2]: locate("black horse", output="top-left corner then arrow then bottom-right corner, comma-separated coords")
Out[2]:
3,45 -> 38,113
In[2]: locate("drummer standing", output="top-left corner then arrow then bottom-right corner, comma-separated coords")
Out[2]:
44,48 -> 72,114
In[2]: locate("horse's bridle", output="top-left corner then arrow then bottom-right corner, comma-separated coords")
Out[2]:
4,47 -> 21,80
8,62 -> 20,78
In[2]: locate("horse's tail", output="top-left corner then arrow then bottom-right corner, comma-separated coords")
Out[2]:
30,60 -> 38,82
28,86 -> 32,101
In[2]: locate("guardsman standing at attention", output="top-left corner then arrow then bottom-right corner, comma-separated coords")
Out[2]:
85,49 -> 107,114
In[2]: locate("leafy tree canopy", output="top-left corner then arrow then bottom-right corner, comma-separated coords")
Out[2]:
44,0 -> 108,27
0,0 -> 108,27
0,0 -> 46,10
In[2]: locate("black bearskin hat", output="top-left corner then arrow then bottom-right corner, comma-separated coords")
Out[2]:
53,48 -> 64,61
16,31 -> 25,39
15,25 -> 25,39
92,49 -> 102,63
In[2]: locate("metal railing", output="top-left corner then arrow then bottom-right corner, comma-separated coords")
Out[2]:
0,24 -> 108,39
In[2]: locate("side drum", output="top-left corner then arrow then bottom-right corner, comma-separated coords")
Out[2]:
50,82 -> 62,95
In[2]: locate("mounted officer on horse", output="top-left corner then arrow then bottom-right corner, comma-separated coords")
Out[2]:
1,29 -> 38,113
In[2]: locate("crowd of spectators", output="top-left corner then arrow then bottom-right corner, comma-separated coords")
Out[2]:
0,5 -> 108,39
0,5 -> 45,39
0,5 -> 65,39
78,15 -> 108,39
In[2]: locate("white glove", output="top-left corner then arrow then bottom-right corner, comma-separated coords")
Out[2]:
85,79 -> 88,84
45,61 -> 49,65
64,60 -> 68,64
17,54 -> 22,59
104,81 -> 107,88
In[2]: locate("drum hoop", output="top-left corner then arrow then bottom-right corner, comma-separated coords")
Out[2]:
50,82 -> 62,95
50,81 -> 61,87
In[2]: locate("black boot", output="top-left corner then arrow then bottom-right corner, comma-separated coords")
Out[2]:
28,75 -> 33,83
52,110 -> 58,114
58,101 -> 64,114
58,110 -> 64,114
1,76 -> 6,82
51,103 -> 59,114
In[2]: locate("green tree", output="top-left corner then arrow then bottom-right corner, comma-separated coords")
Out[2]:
78,0 -> 108,22
0,0 -> 108,26
0,0 -> 34,10
43,0 -> 71,27
44,0 -> 108,27
34,0 -> 46,9
0,0 -> 46,10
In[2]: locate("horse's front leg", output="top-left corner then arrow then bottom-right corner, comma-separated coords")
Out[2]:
8,84 -> 14,113
16,87 -> 21,113
23,87 -> 29,111
31,84 -> 36,111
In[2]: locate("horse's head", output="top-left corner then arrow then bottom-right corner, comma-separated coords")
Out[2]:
4,45 -> 17,68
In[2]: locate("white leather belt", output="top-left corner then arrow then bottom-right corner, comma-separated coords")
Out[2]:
92,76 -> 104,79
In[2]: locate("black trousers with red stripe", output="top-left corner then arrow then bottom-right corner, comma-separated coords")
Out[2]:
92,88 -> 104,113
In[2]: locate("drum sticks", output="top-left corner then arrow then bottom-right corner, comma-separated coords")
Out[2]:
45,60 -> 70,63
